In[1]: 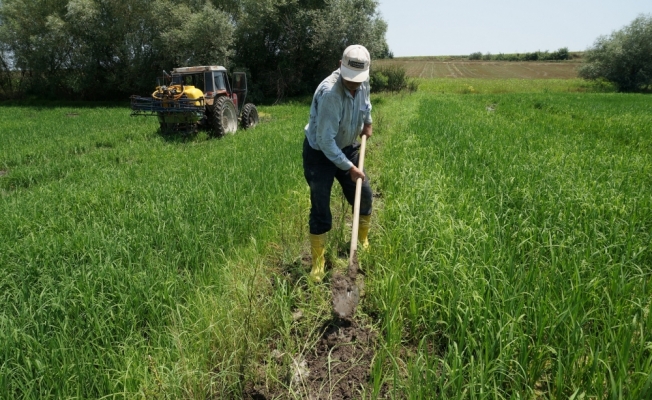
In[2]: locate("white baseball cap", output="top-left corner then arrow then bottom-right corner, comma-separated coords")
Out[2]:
340,45 -> 370,83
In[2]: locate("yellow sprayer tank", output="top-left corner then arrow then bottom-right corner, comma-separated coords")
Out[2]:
153,85 -> 204,106
180,85 -> 203,105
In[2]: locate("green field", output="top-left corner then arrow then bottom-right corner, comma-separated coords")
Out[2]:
1,78 -> 651,399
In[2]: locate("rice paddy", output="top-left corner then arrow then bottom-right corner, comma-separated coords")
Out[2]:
1,78 -> 650,398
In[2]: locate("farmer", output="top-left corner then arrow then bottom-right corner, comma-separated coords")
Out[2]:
303,44 -> 373,283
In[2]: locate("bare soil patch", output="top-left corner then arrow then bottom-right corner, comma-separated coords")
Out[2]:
243,318 -> 380,400
376,59 -> 580,79
303,319 -> 377,399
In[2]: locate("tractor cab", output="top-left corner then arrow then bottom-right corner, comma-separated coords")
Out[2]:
164,66 -> 248,113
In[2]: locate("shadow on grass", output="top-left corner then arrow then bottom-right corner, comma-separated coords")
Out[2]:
157,129 -> 212,144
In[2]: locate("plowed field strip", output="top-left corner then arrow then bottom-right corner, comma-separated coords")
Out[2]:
375,60 -> 579,79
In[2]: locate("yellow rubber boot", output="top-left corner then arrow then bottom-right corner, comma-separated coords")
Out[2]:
358,214 -> 371,250
309,233 -> 327,282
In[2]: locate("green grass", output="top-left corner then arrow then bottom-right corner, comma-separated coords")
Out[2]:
0,102 -> 311,397
1,80 -> 651,399
418,78 -> 614,94
367,84 -> 652,398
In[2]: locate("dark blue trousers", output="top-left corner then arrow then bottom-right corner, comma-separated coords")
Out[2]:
303,137 -> 373,235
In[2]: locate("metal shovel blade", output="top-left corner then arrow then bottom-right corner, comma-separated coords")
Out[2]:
331,252 -> 360,319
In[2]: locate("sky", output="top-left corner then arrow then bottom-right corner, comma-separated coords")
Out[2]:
377,0 -> 652,57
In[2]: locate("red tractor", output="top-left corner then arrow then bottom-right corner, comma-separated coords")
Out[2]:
130,66 -> 259,137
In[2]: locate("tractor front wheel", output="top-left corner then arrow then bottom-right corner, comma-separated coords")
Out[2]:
159,122 -> 171,134
240,103 -> 259,130
158,112 -> 170,134
211,96 -> 238,138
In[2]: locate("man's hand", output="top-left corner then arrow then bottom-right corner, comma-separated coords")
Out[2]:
361,123 -> 372,138
349,165 -> 365,182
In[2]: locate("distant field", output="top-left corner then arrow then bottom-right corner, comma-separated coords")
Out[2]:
375,59 -> 581,79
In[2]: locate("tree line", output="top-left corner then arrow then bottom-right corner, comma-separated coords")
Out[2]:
469,48 -> 570,62
0,0 -> 390,101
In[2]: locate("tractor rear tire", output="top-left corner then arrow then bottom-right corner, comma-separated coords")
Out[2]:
240,103 -> 259,130
211,96 -> 238,138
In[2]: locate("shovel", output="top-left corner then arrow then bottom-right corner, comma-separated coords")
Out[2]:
332,134 -> 367,319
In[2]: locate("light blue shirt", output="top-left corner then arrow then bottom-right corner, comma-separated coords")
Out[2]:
304,69 -> 372,170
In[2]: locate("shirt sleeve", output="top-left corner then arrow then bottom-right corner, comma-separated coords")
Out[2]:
316,92 -> 355,170
363,82 -> 373,125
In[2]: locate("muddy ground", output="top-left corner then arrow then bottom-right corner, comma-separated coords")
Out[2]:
245,254 -> 381,399
302,319 -> 377,399
245,319 -> 379,400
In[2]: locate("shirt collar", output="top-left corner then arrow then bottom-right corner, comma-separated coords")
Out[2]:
339,76 -> 359,99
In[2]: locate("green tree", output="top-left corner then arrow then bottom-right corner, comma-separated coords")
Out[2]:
555,47 -> 569,60
153,1 -> 234,68
309,0 -> 388,73
0,0 -> 235,99
227,0 -> 310,101
0,20 -> 15,96
62,0 -> 165,98
579,14 -> 652,92
232,0 -> 388,101
0,0 -> 71,96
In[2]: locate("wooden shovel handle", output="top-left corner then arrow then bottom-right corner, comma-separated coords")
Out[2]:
349,134 -> 367,264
